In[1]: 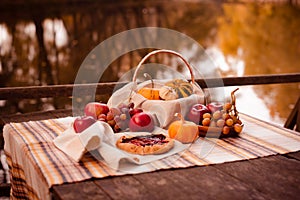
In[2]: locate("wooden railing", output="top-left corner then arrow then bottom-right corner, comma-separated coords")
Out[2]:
1,73 -> 300,100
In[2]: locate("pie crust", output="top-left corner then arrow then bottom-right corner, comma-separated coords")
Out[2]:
116,133 -> 174,155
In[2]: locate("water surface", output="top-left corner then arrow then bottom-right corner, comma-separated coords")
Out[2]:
0,0 -> 299,126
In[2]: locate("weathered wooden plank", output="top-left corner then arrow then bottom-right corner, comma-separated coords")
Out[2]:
284,151 -> 300,161
132,167 -> 267,200
133,170 -> 203,200
0,109 -> 72,124
51,181 -> 110,200
0,73 -> 299,100
213,154 -> 300,200
94,175 -> 154,200
218,73 -> 300,87
0,82 -> 127,100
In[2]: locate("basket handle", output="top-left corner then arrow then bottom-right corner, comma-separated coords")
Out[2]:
132,49 -> 195,83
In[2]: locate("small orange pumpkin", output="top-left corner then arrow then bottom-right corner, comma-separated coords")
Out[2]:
137,73 -> 160,100
168,113 -> 199,143
138,88 -> 160,100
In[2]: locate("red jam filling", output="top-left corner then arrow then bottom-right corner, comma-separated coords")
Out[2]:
121,134 -> 169,146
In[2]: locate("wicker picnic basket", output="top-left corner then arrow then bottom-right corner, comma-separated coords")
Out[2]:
107,49 -> 206,128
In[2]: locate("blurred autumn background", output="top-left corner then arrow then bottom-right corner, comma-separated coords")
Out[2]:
0,0 -> 299,126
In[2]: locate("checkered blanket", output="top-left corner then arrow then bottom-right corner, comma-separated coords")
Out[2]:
4,114 -> 300,200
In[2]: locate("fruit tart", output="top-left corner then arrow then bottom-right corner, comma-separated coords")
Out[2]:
116,133 -> 174,155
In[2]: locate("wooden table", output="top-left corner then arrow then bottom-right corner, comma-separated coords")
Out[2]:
1,109 -> 300,200
52,151 -> 300,200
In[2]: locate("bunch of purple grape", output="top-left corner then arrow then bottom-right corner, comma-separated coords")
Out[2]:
98,102 -> 143,133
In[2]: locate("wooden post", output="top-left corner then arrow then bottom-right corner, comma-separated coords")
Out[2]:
284,96 -> 300,131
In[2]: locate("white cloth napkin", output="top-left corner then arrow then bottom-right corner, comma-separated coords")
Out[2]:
53,121 -> 114,162
130,93 -> 204,128
107,80 -> 205,128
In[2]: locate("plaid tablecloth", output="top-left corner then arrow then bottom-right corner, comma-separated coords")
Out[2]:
4,113 -> 300,200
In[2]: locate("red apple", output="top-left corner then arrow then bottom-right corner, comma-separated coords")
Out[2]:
129,112 -> 155,132
207,102 -> 224,113
187,104 -> 210,124
129,108 -> 143,117
73,116 -> 96,133
84,102 -> 109,119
